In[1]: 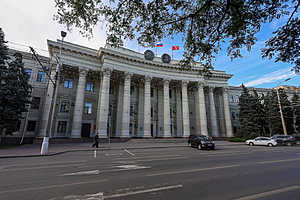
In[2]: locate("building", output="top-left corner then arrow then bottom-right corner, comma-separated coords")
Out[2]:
9,40 -> 299,140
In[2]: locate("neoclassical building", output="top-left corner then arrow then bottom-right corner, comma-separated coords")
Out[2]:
12,40 -> 298,140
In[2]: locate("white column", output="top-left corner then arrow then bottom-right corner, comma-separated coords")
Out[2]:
209,86 -> 218,137
197,82 -> 208,136
115,83 -> 124,137
137,83 -> 144,137
163,79 -> 171,137
181,80 -> 190,137
96,69 -> 111,138
120,73 -> 132,137
143,76 -> 152,137
223,87 -> 233,137
176,87 -> 183,137
71,69 -> 87,138
39,68 -> 56,137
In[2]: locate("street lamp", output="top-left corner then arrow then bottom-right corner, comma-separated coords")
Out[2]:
41,31 -> 67,155
275,78 -> 291,136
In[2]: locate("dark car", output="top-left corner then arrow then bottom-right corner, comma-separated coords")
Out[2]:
189,135 -> 215,150
270,135 -> 297,146
188,135 -> 197,146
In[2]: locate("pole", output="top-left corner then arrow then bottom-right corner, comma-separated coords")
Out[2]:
41,32 -> 66,155
276,88 -> 288,136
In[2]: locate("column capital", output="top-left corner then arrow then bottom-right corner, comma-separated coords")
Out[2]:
124,72 -> 133,80
182,80 -> 189,87
163,78 -> 170,85
145,75 -> 152,83
208,86 -> 215,93
223,86 -> 229,93
197,81 -> 206,88
103,68 -> 112,77
79,69 -> 87,77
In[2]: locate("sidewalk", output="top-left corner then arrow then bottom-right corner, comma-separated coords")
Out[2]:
0,140 -> 240,159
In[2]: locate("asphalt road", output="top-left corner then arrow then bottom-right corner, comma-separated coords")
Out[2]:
1,143 -> 300,200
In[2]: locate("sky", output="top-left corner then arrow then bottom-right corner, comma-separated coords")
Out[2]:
1,0 -> 299,89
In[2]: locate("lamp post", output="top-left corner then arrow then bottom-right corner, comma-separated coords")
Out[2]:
41,31 -> 67,155
275,78 -> 291,136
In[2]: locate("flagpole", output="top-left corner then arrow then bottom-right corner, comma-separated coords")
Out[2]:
172,49 -> 173,59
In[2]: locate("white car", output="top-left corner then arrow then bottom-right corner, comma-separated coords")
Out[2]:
245,137 -> 277,147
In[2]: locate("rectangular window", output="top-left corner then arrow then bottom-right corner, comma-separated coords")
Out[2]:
169,89 -> 172,98
31,97 -> 41,109
151,88 -> 154,97
64,79 -> 73,88
27,121 -> 36,132
86,82 -> 94,92
84,102 -> 92,114
57,121 -> 67,133
109,85 -> 114,94
130,86 -> 134,95
60,100 -> 70,113
36,71 -> 45,82
25,68 -> 32,80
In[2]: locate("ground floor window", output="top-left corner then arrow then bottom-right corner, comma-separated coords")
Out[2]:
27,121 -> 36,132
57,121 -> 67,133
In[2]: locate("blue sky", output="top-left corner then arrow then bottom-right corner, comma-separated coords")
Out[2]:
1,0 -> 299,88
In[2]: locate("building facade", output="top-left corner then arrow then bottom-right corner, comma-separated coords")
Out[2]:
11,40 -> 299,139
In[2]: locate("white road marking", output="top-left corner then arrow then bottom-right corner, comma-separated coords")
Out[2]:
114,154 -> 183,160
61,192 -> 104,200
104,184 -> 183,199
1,160 -> 87,169
62,170 -> 100,176
134,156 -> 186,162
147,164 -> 240,177
105,153 -> 123,156
258,158 -> 300,164
0,163 -> 85,172
94,150 -> 97,158
234,185 -> 300,200
124,149 -> 135,156
115,165 -> 149,170
0,179 -> 107,194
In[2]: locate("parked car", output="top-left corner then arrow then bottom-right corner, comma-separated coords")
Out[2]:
245,137 -> 277,147
189,135 -> 215,150
188,135 -> 197,146
270,135 -> 297,146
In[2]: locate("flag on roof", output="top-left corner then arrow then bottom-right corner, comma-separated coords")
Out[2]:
156,43 -> 163,47
172,46 -> 179,50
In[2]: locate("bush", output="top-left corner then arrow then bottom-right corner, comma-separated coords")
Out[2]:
228,136 -> 256,142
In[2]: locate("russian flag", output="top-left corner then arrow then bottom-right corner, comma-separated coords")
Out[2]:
156,43 -> 163,47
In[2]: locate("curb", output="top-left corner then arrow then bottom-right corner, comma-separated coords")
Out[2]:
0,145 -> 186,159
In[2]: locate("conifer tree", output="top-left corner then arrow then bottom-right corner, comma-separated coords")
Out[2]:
264,91 -> 281,136
278,89 -> 294,134
252,90 -> 266,136
291,93 -> 300,134
0,28 -> 31,143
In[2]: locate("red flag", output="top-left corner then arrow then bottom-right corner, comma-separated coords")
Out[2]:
172,46 -> 179,50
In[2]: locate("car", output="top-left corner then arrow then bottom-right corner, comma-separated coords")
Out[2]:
187,135 -> 197,146
270,135 -> 297,146
245,137 -> 277,147
189,135 -> 215,150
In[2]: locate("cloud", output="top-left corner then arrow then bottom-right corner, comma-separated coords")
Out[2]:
243,68 -> 296,87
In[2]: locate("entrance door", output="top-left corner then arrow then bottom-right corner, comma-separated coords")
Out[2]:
81,123 -> 91,138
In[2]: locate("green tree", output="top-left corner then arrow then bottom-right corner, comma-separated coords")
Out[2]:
278,89 -> 294,134
238,84 -> 258,137
0,28 -> 32,143
252,90 -> 266,136
264,90 -> 281,136
54,0 -> 300,72
291,93 -> 300,134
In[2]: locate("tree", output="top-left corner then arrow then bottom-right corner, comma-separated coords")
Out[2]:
291,93 -> 300,134
238,84 -> 258,137
54,0 -> 300,72
278,89 -> 294,134
0,28 -> 32,143
252,90 -> 266,136
264,90 -> 281,136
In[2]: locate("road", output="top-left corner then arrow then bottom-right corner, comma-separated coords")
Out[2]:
1,143 -> 300,200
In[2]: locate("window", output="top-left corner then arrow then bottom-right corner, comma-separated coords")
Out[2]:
86,82 -> 94,92
151,88 -> 154,97
31,97 -> 41,109
60,100 -> 70,113
130,86 -> 134,95
27,121 -> 36,132
84,102 -> 92,114
151,107 -> 153,117
109,85 -> 114,94
169,89 -> 172,98
57,121 -> 67,133
64,79 -> 73,88
25,68 -> 32,80
232,112 -> 235,120
36,71 -> 45,82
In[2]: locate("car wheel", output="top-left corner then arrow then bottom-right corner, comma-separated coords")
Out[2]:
249,142 -> 254,146
287,142 -> 292,146
211,147 -> 215,150
197,144 -> 202,150
188,142 -> 191,147
267,143 -> 273,147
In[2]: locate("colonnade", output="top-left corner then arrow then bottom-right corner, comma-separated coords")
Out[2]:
41,68 -> 234,138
